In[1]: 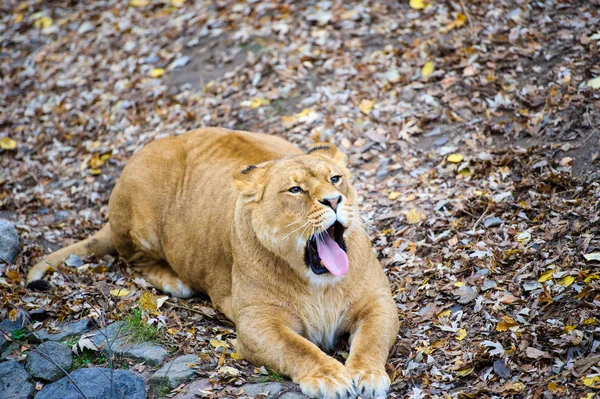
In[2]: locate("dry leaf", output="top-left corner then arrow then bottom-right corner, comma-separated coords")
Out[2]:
109,289 -> 131,297
406,208 -> 426,224
150,68 -> 165,78
582,375 -> 600,388
1,137 -> 17,150
130,0 -> 149,6
455,329 -> 467,341
538,269 -> 554,283
388,192 -> 401,200
447,153 -> 463,163
210,339 -> 229,348
359,99 -> 375,114
587,77 -> 600,89
525,347 -> 549,359
421,61 -> 434,77
496,316 -> 519,332
409,0 -> 429,10
558,276 -> 575,287
138,291 -> 157,312
583,252 -> 600,261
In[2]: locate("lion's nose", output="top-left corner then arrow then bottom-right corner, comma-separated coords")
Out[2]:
319,195 -> 342,211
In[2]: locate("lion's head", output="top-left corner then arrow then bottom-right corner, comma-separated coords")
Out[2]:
233,143 -> 361,284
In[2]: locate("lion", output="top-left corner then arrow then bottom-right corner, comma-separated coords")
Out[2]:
27,128 -> 400,399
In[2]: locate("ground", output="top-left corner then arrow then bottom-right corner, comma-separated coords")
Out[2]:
1,0 -> 600,398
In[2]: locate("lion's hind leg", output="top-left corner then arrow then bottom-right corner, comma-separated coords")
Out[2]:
131,260 -> 195,298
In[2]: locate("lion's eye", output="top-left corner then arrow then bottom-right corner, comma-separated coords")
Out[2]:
330,175 -> 342,184
288,186 -> 303,194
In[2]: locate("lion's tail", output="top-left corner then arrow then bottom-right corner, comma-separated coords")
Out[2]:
27,223 -> 116,290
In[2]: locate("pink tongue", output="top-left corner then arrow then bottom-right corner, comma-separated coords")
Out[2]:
316,232 -> 349,277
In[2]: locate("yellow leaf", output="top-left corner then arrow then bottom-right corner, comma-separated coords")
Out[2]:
409,0 -> 429,10
455,329 -> 467,341
453,281 -> 465,287
0,137 -> 17,150
8,308 -> 19,321
171,0 -> 185,6
421,61 -> 434,77
359,99 -> 375,114
558,276 -> 575,287
583,252 -> 600,261
167,328 -> 177,335
14,13 -> 24,23
34,16 -> 52,29
230,352 -> 243,360
109,289 -> 131,297
583,318 -> 596,325
515,231 -> 531,244
584,273 -> 599,283
564,325 -> 576,333
582,375 -> 600,388
454,13 -> 467,28
496,316 -> 518,332
456,367 -> 473,377
580,394 -> 595,399
406,208 -> 426,224
437,309 -> 451,318
250,98 -> 270,109
150,68 -> 164,78
505,382 -> 525,392
447,153 -> 463,163
210,339 -> 229,348
130,0 -> 149,6
538,269 -> 554,283
587,77 -> 600,89
380,228 -> 393,236
138,291 -> 158,312
547,382 -> 564,393
90,168 -> 102,175
388,192 -> 401,200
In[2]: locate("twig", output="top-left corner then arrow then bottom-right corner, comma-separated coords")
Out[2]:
165,301 -> 217,319
580,108 -> 599,146
471,204 -> 490,230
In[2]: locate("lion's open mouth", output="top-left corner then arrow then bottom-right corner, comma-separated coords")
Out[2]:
304,221 -> 348,276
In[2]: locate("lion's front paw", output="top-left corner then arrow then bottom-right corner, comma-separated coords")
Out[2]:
298,361 -> 356,399
347,367 -> 390,399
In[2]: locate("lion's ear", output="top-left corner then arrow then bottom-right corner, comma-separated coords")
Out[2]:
307,143 -> 347,168
233,161 -> 271,202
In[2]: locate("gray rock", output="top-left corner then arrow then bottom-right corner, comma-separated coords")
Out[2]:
54,210 -> 71,221
32,318 -> 93,342
36,368 -> 145,399
279,393 -> 309,399
242,382 -> 285,399
90,322 -> 167,365
0,314 -> 28,347
26,341 -> 72,381
0,219 -> 20,264
0,332 -> 7,353
150,354 -> 198,389
64,254 -> 83,267
484,216 -> 503,228
1,342 -> 19,360
173,378 -> 211,399
0,360 -> 35,399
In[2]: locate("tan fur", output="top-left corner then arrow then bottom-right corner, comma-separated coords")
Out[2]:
27,128 -> 399,399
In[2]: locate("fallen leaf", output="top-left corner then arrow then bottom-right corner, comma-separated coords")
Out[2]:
210,339 -> 229,348
515,231 -> 531,244
230,352 -> 243,360
456,367 -> 473,377
33,16 -> 52,29
218,366 -> 241,377
447,153 -> 464,163
150,68 -> 164,78
525,347 -> 549,359
583,252 -> 600,261
409,0 -> 429,10
547,382 -> 564,393
109,289 -> 131,297
138,291 -> 158,312
421,61 -> 434,77
406,208 -> 426,224
456,285 -> 478,304
496,316 -> 518,332
558,276 -> 575,287
250,98 -> 270,109
388,192 -> 401,200
538,269 -> 554,283
455,329 -> 467,341
0,137 -> 17,150
587,77 -> 600,89
130,0 -> 149,6
582,375 -> 600,388
359,99 -> 375,114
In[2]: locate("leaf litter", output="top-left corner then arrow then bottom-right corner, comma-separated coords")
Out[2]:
1,0 -> 600,398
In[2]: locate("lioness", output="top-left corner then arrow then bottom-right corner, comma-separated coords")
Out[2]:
27,128 -> 399,399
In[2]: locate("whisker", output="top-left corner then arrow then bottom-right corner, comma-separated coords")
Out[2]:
283,221 -> 310,241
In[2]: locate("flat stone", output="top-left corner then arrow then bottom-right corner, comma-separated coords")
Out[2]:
26,341 -> 73,382
36,368 -> 145,399
484,216 -> 503,228
0,219 -> 20,264
172,378 -> 211,399
90,321 -> 167,365
63,254 -> 83,267
242,382 -> 285,399
0,314 -> 27,335
150,354 -> 199,389
32,318 -> 93,342
0,360 -> 35,399
279,392 -> 310,399
0,341 -> 19,361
